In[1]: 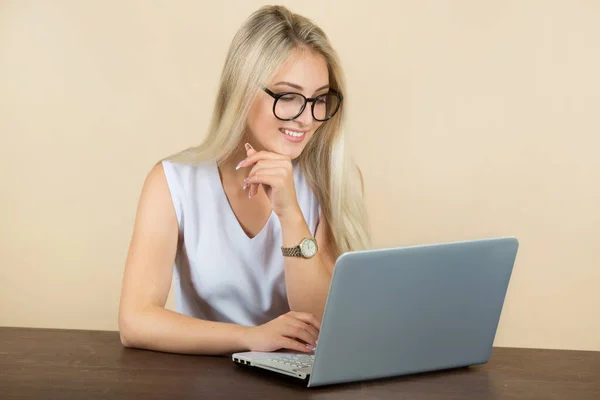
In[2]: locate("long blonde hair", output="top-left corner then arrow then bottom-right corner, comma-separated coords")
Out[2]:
166,5 -> 371,257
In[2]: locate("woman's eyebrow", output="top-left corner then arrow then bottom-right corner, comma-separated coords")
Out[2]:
274,81 -> 330,92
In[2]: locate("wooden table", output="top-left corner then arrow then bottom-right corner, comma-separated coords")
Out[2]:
1,327 -> 599,399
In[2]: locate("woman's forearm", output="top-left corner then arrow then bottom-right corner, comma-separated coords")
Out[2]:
279,209 -> 332,321
119,305 -> 250,356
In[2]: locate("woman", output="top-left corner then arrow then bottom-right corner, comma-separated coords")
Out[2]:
118,5 -> 370,356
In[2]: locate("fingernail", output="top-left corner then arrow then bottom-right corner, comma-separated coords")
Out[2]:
235,160 -> 245,170
306,344 -> 316,351
245,143 -> 253,151
242,183 -> 248,190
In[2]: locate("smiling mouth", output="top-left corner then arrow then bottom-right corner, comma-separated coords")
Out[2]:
279,128 -> 307,137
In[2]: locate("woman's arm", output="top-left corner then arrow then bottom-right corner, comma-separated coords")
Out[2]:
118,163 -> 248,355
240,147 -> 344,321
279,211 -> 335,321
119,163 -> 320,355
278,166 -> 365,321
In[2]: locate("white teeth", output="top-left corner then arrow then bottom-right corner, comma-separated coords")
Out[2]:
282,129 -> 304,137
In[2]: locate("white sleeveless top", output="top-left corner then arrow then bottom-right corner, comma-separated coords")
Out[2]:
161,159 -> 321,327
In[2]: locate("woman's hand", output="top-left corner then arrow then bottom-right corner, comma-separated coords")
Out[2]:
241,311 -> 320,353
237,144 -> 301,219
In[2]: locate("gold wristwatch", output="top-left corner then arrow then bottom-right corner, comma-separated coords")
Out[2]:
281,237 -> 318,258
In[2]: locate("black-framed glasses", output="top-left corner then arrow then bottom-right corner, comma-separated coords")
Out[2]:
263,88 -> 343,122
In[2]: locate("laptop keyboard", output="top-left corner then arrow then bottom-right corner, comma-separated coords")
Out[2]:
266,353 -> 315,369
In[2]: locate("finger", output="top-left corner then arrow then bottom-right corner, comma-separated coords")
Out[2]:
246,175 -> 259,198
283,324 -> 316,346
241,151 -> 289,169
248,160 -> 290,178
244,144 -> 260,197
245,173 -> 284,192
247,161 -> 282,198
290,311 -> 322,331
242,177 -> 258,197
245,143 -> 257,158
284,320 -> 318,345
284,313 -> 319,339
248,168 -> 287,183
240,151 -> 289,198
248,162 -> 289,198
294,320 -> 319,341
277,336 -> 314,353
249,183 -> 259,198
249,178 -> 261,198
236,147 -> 258,171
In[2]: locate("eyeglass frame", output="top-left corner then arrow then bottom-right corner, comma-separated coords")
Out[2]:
262,87 -> 344,122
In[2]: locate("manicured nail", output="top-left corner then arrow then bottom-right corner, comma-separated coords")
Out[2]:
235,160 -> 245,170
306,344 -> 316,351
242,182 -> 248,190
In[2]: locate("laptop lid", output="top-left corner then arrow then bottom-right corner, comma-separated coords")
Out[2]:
308,237 -> 519,387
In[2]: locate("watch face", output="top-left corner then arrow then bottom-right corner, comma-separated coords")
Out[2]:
300,238 -> 317,258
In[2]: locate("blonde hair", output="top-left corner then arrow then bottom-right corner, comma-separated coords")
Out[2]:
166,5 -> 371,257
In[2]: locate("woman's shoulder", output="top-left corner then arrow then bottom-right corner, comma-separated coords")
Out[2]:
147,158 -> 216,228
160,158 -> 215,182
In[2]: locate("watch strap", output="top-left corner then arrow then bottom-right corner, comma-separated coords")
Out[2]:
281,245 -> 303,257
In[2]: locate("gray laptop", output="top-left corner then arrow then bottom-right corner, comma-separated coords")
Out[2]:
232,237 -> 519,387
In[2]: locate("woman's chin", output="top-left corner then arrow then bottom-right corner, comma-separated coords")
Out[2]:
283,149 -> 303,160
266,143 -> 303,160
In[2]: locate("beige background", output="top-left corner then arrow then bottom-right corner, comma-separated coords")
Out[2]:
1,1 -> 598,351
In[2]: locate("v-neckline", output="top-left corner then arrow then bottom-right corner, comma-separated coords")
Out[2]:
212,161 -> 276,241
